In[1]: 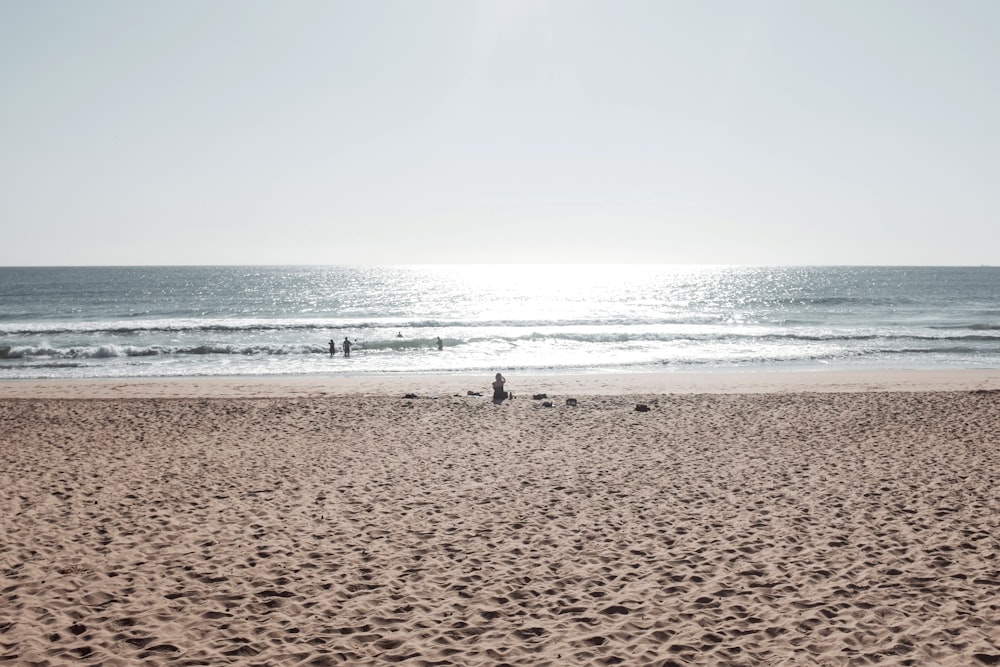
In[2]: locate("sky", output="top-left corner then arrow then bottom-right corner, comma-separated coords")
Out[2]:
1,1 -> 998,266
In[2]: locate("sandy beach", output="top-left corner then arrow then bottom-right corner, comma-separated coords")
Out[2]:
3,368 -> 1000,399
2,372 -> 1000,666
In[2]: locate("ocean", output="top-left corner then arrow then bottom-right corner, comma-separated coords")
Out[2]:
1,265 -> 998,380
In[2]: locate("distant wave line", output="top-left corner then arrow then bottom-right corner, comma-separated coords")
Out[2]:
0,315 -> 732,335
3,319 -> 1000,338
3,332 -> 1000,361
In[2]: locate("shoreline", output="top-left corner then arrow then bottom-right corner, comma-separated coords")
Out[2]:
2,367 -> 1000,399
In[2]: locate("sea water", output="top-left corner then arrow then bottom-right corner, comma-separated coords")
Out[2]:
1,265 -> 998,380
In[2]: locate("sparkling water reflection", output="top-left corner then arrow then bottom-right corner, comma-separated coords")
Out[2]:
1,265 -> 998,379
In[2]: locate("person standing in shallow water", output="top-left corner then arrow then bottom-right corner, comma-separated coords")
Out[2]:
437,337 -> 443,351
343,338 -> 352,357
492,373 -> 507,403
329,339 -> 336,357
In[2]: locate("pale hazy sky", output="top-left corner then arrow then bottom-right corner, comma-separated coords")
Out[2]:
2,1 -> 998,266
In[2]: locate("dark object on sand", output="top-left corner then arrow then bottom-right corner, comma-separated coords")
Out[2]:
635,404 -> 650,412
467,391 -> 483,396
566,398 -> 578,407
404,393 -> 418,399
533,393 -> 548,400
541,401 -> 553,408
492,373 -> 507,402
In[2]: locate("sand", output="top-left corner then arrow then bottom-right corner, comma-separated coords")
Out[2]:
2,372 -> 1000,666
3,368 -> 1000,399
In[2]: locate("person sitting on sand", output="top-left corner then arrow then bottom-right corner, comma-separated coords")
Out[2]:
492,373 -> 507,402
